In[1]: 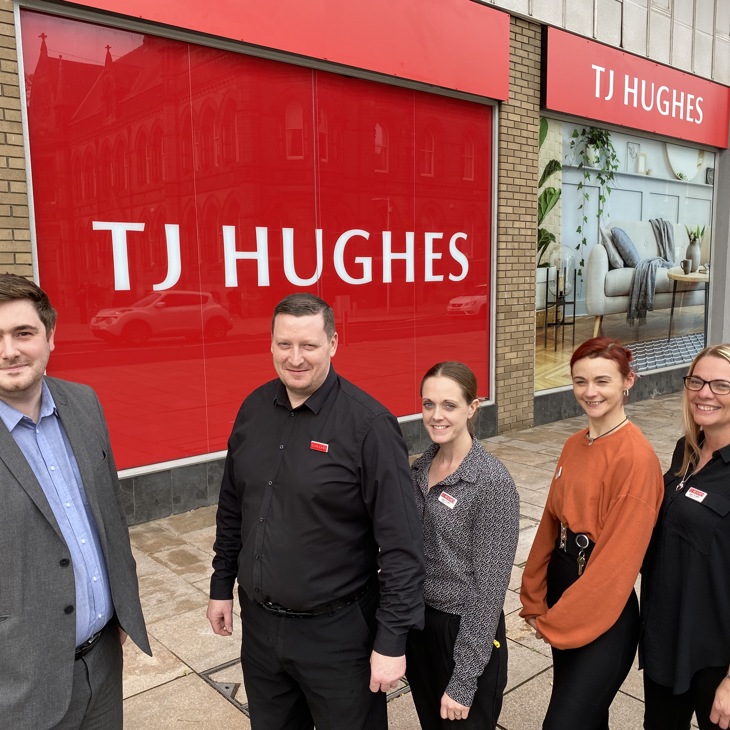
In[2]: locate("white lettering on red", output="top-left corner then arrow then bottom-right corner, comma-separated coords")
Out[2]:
91,221 -> 145,291
334,229 -> 372,285
153,224 -> 181,291
94,223 -> 472,290
283,228 -> 323,286
382,230 -> 415,284
223,225 -> 270,287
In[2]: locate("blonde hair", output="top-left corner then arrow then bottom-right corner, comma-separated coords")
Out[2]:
678,343 -> 730,475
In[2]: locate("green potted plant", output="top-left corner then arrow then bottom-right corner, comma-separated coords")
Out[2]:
536,117 -> 561,313
570,126 -> 620,273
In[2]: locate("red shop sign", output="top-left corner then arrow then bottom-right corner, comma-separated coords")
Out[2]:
54,0 -> 510,100
544,27 -> 730,148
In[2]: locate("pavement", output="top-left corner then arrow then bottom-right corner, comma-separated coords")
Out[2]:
122,389 -> 696,729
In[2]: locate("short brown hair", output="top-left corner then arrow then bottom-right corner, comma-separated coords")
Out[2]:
0,273 -> 57,334
272,293 -> 335,340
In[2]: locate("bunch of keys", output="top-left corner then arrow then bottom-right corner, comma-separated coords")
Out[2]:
575,533 -> 590,576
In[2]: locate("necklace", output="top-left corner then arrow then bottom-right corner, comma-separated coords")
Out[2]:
675,462 -> 692,492
585,417 -> 628,445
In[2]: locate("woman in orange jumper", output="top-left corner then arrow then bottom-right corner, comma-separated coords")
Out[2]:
520,337 -> 664,729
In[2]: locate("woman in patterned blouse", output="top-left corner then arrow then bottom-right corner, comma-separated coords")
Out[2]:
406,361 -> 519,729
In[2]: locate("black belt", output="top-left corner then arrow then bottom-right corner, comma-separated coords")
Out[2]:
258,582 -> 370,618
75,629 -> 103,661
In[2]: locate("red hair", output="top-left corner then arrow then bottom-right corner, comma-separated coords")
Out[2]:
570,337 -> 634,379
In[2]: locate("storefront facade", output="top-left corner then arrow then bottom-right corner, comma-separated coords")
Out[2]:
1,1 -> 728,522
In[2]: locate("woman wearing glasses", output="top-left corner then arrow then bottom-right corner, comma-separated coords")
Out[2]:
520,337 -> 664,729
641,344 -> 730,730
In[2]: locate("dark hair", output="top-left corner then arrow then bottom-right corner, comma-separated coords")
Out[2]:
570,337 -> 634,379
420,361 -> 478,434
272,293 -> 335,339
0,273 -> 57,334
678,343 -> 730,476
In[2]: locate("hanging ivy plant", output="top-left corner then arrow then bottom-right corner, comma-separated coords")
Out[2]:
569,126 -> 620,273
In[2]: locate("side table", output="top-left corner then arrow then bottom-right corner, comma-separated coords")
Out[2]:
666,266 -> 709,341
543,269 -> 576,350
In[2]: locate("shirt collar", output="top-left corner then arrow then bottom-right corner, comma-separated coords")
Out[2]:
273,365 -> 338,414
0,378 -> 57,431
717,443 -> 730,463
413,437 -> 479,486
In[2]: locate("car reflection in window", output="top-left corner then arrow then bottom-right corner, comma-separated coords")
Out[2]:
446,284 -> 487,317
90,291 -> 233,345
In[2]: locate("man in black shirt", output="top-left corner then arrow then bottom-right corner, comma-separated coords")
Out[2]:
207,293 -> 424,729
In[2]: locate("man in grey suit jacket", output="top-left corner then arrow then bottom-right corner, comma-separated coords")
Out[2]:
0,273 -> 150,729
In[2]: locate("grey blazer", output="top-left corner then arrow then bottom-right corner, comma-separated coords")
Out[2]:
0,377 -> 151,730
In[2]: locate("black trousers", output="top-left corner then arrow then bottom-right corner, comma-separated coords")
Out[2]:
644,667 -> 728,730
405,605 -> 507,730
239,586 -> 387,730
542,547 -> 640,730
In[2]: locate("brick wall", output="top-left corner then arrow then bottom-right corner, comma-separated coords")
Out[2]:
0,0 -> 31,276
494,16 -> 541,432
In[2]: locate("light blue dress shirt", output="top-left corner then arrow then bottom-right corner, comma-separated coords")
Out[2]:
0,380 -> 113,646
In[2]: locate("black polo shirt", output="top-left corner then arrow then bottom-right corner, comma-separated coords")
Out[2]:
210,366 -> 424,656
641,439 -> 730,693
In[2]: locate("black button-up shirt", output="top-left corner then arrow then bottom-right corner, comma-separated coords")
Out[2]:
210,366 -> 425,656
641,439 -> 730,693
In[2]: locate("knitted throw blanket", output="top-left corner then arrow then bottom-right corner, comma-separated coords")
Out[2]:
626,219 -> 674,326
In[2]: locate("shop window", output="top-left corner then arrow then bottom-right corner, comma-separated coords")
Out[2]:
200,107 -> 217,169
285,102 -> 304,159
82,149 -> 95,200
221,102 -> 238,164
180,114 -> 194,174
419,130 -> 435,177
150,126 -> 164,182
71,153 -> 82,201
374,122 -> 389,172
112,140 -> 128,191
135,129 -> 149,185
463,135 -> 475,181
318,109 -> 329,163
534,118 -> 715,393
98,144 -> 112,197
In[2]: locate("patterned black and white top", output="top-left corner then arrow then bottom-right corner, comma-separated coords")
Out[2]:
411,438 -> 519,706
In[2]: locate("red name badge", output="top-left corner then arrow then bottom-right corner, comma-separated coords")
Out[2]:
686,486 -> 707,503
310,441 -> 329,453
438,491 -> 457,509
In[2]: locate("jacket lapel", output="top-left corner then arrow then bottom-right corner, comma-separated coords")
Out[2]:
48,379 -> 110,549
0,417 -> 64,538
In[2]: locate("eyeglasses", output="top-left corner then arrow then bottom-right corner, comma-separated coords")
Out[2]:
683,376 -> 730,395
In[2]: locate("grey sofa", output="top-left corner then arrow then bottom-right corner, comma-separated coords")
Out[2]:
585,220 -> 709,337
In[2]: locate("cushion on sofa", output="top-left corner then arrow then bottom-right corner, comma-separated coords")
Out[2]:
600,227 -> 625,269
611,227 -> 641,267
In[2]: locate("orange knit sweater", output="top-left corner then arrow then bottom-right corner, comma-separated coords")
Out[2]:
519,422 -> 663,649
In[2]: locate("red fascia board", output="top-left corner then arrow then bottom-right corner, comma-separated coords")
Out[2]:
57,0 -> 511,100
545,27 -> 730,148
